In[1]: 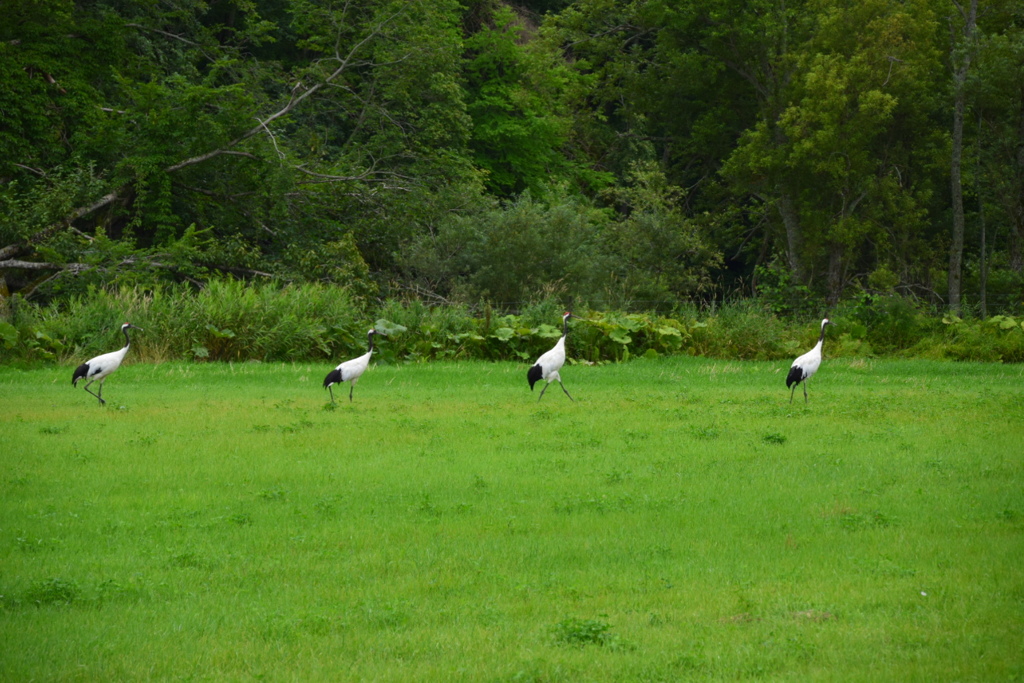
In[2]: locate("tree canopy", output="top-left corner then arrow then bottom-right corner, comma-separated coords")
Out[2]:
1,0 -> 1022,313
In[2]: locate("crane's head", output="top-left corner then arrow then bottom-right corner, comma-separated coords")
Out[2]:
822,318 -> 833,327
122,322 -> 144,331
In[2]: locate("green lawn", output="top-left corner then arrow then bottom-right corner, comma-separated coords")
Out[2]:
1,357 -> 1022,681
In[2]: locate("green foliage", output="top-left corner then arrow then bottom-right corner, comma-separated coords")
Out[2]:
928,313 -> 1024,362
6,284 -> 1024,365
688,300 -> 792,361
839,294 -> 931,353
598,162 -> 722,309
23,577 -> 80,607
754,261 -> 817,318
2,0 -> 1023,319
402,191 -> 611,305
552,617 -> 617,647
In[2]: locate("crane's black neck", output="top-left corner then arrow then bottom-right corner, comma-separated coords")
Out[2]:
562,316 -> 570,337
367,332 -> 375,353
122,326 -> 132,348
818,323 -> 828,346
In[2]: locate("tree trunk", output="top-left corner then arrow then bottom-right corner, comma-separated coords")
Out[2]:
1011,123 -> 1024,273
777,190 -> 805,285
977,110 -> 987,318
1010,219 -> 1023,274
947,0 -> 978,315
826,242 -> 844,307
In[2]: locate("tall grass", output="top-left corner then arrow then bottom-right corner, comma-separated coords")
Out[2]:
1,358 -> 1022,680
2,282 -> 1024,365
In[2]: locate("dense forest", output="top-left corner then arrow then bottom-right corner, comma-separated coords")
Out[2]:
1,0 -> 1022,319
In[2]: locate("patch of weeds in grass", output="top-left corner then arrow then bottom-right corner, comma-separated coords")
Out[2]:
924,458 -> 953,476
554,494 -> 635,515
15,536 -> 50,553
168,551 -> 214,570
322,401 -> 338,412
96,578 -> 144,604
604,469 -> 629,485
280,419 -> 314,434
257,487 -> 286,501
826,506 -> 894,531
640,544 -> 673,563
623,429 -> 649,444
472,474 -> 488,490
689,424 -> 720,440
24,577 -> 79,607
998,509 -> 1020,524
313,495 -> 339,516
670,651 -> 712,675
297,614 -> 341,636
416,494 -> 442,518
252,424 -> 272,433
762,432 -> 787,445
552,617 -> 625,649
38,425 -> 68,435
227,512 -> 253,526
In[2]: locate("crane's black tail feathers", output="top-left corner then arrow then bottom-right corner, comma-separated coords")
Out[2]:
72,363 -> 89,387
785,365 -> 804,389
324,369 -> 342,389
527,364 -> 543,390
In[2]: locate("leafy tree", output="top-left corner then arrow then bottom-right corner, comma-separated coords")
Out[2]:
462,5 -> 587,197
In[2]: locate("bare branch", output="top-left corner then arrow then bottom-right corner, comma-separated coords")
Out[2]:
256,117 -> 286,160
13,163 -> 45,176
4,8 -> 408,265
0,259 -> 82,271
126,23 -> 202,47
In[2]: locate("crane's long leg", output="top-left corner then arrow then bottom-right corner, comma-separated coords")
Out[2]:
790,384 -> 796,404
537,382 -> 550,402
328,386 -> 336,404
558,381 -> 575,402
84,380 -> 105,405
349,384 -> 354,402
803,382 -> 809,403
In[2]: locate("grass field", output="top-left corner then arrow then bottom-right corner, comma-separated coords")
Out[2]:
1,356 -> 1022,681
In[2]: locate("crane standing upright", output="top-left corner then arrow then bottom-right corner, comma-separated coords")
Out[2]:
528,312 -> 580,402
72,323 -> 143,405
324,329 -> 381,403
786,318 -> 833,403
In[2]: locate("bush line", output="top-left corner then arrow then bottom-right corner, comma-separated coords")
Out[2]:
2,281 -> 1024,365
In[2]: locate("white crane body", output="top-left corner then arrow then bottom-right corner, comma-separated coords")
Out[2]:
324,329 -> 378,402
72,323 -> 142,405
528,313 -> 576,402
786,318 -> 832,403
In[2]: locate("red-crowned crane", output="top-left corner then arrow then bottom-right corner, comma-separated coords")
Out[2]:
324,329 -> 382,403
786,318 -> 833,403
527,312 -> 580,402
72,323 -> 143,405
